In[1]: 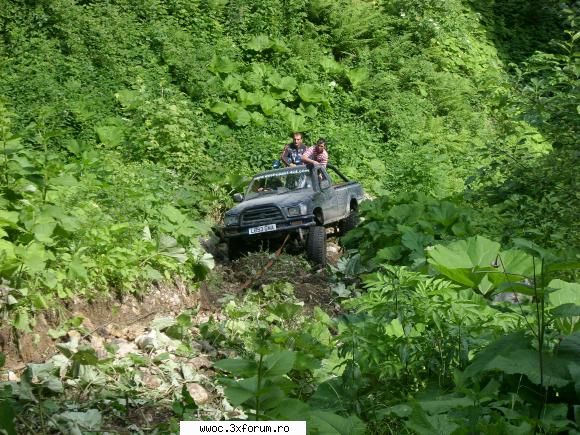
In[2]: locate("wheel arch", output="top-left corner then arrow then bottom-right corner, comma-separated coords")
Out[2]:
313,207 -> 324,225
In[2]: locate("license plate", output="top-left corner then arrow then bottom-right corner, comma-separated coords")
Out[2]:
249,224 -> 277,235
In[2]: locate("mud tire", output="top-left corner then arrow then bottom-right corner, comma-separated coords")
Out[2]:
306,226 -> 327,267
227,238 -> 245,260
339,210 -> 359,235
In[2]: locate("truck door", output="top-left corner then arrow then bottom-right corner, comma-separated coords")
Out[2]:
316,168 -> 340,221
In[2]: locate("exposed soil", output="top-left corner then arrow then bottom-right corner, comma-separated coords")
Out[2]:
1,239 -> 343,372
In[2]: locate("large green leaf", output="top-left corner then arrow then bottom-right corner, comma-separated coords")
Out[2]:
406,408 -> 459,435
224,386 -> 254,407
551,303 -> 580,317
401,231 -> 433,256
284,111 -> 307,131
13,310 -> 30,331
548,279 -> 580,308
278,76 -> 297,91
214,358 -> 258,377
319,57 -> 342,74
114,89 -> 140,109
222,376 -> 261,406
385,318 -> 404,337
298,84 -> 325,103
0,240 -> 16,262
238,89 -> 260,107
54,409 -> 102,431
308,411 -> 365,435
226,106 -> 251,126
259,94 -> 279,116
346,67 -> 368,88
223,75 -> 241,92
209,56 -> 237,74
376,245 -> 402,262
50,174 -> 78,187
463,333 -> 570,387
157,235 -> 187,263
68,255 -> 88,281
557,332 -> 580,362
245,34 -> 273,51
16,242 -> 48,274
263,350 -> 296,376
418,396 -> 474,414
0,400 -> 16,435
309,378 -> 348,413
269,398 -> 309,420
462,332 -> 529,380
429,236 -> 500,269
209,101 -> 230,115
428,236 -> 501,287
491,249 -> 537,280
429,202 -> 460,228
0,210 -> 19,228
94,125 -> 124,146
161,205 -> 185,223
31,222 -> 56,244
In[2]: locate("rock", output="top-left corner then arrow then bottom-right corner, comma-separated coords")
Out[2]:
186,383 -> 210,405
122,325 -> 144,341
0,371 -> 20,382
90,335 -> 108,359
115,340 -> 138,357
136,331 -> 157,351
140,372 -> 162,389
327,245 -> 340,254
189,356 -> 213,370
67,330 -> 81,340
197,340 -> 216,354
105,324 -> 124,338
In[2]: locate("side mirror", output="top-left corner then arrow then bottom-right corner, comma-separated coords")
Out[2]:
233,193 -> 244,203
320,179 -> 330,190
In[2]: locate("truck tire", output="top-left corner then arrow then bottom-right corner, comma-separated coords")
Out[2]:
227,238 -> 245,260
306,226 -> 327,267
339,209 -> 359,235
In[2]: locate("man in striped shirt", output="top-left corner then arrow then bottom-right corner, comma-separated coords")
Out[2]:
301,138 -> 328,167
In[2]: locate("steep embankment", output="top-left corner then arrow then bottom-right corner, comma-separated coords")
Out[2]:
0,1 -> 577,433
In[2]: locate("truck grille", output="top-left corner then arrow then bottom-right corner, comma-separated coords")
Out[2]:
241,206 -> 284,225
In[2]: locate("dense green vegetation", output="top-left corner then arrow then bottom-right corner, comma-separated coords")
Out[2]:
0,0 -> 578,433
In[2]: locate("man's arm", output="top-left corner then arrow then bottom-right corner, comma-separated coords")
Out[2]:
301,147 -> 318,166
280,144 -> 291,166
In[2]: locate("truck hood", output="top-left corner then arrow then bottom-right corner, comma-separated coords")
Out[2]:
226,190 -> 313,215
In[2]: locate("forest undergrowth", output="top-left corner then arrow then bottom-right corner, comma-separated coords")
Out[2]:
0,0 -> 578,433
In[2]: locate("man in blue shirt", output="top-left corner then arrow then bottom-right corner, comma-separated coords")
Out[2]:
280,132 -> 307,166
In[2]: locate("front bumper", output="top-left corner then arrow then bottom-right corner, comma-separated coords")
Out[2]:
222,216 -> 316,239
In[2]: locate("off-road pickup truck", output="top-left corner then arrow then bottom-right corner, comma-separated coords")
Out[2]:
221,164 -> 364,266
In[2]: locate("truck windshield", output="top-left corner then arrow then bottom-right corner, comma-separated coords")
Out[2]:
246,168 -> 312,199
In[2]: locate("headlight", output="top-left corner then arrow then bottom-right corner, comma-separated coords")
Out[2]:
224,214 -> 239,226
287,203 -> 308,217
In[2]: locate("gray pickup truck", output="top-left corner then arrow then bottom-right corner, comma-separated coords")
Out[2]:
221,164 -> 364,266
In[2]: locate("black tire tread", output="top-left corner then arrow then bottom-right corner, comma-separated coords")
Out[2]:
227,238 -> 244,260
306,226 -> 327,267
339,210 -> 359,235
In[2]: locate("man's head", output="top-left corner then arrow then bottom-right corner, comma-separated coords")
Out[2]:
292,132 -> 303,146
315,138 -> 326,153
